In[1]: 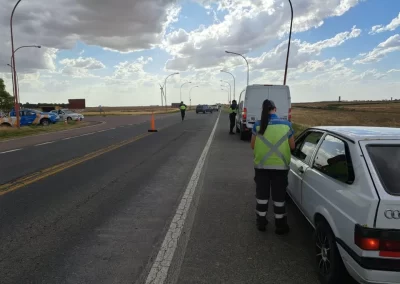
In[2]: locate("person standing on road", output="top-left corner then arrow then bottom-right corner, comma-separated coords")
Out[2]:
228,100 -> 238,134
179,101 -> 187,121
250,99 -> 295,235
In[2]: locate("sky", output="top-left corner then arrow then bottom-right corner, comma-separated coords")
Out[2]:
0,0 -> 399,107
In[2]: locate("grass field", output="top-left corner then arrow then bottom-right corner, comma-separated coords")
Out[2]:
0,121 -> 90,141
291,100 -> 400,137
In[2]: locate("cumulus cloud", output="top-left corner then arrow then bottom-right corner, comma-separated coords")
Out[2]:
164,0 -> 361,71
60,57 -> 105,70
251,26 -> 361,71
354,34 -> 400,64
0,0 -> 179,73
369,12 -> 400,34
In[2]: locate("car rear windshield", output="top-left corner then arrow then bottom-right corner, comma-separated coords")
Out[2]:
366,145 -> 400,195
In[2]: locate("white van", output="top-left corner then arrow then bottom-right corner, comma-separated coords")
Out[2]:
236,84 -> 292,140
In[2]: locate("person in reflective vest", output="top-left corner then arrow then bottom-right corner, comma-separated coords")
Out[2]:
228,100 -> 238,134
250,99 -> 295,234
179,101 -> 187,121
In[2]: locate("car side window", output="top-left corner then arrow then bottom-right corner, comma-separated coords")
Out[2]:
312,135 -> 355,184
292,131 -> 324,164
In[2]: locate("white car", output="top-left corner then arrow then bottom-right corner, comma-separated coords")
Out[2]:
287,126 -> 400,284
236,84 -> 292,140
52,109 -> 84,121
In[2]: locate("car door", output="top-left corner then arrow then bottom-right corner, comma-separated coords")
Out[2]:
288,130 -> 324,206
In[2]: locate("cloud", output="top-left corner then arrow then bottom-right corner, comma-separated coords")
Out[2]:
0,0 -> 179,73
166,28 -> 189,45
60,57 -> 105,70
369,12 -> 400,34
251,26 -> 361,71
354,34 -> 400,64
164,0 -> 361,71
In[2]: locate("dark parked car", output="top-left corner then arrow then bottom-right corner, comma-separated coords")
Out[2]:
196,104 -> 213,114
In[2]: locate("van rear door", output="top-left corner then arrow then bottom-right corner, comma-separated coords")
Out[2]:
360,140 -> 400,230
268,85 -> 291,120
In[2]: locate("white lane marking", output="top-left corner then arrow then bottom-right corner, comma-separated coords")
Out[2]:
0,121 -> 107,143
34,141 -> 54,147
96,129 -> 108,133
109,127 -> 116,130
145,112 -> 220,284
0,148 -> 22,154
77,132 -> 95,137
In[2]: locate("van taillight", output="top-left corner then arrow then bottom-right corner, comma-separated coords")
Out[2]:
355,224 -> 400,257
288,108 -> 292,122
243,108 -> 247,121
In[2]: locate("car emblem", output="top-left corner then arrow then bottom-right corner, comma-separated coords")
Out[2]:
384,210 -> 400,219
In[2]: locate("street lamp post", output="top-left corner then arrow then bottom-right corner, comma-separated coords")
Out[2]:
180,81 -> 192,102
163,72 -> 179,110
221,80 -> 231,102
7,64 -> 19,100
221,88 -> 230,104
9,45 -> 41,106
189,85 -> 199,110
10,0 -> 23,128
225,50 -> 249,86
221,70 -> 236,100
283,0 -> 293,85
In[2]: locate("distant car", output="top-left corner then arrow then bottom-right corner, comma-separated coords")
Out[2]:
196,105 -> 213,114
210,105 -> 219,112
287,126 -> 400,284
54,109 -> 84,121
1,108 -> 58,127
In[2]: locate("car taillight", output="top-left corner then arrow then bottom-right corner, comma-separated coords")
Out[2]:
243,108 -> 247,121
354,224 -> 400,258
288,108 -> 292,122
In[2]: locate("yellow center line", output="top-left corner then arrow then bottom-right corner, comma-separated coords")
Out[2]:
0,131 -> 156,196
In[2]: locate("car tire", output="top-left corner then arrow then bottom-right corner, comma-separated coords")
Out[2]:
40,118 -> 50,126
67,117 -> 72,122
314,221 -> 349,284
240,125 -> 247,141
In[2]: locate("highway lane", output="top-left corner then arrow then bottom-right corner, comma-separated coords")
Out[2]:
0,111 -> 218,284
0,112 -> 179,153
0,109 -> 334,284
0,111 -> 201,185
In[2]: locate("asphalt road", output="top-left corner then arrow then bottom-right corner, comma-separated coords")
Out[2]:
0,110 -> 329,284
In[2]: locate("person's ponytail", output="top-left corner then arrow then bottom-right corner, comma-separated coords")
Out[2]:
258,99 -> 275,135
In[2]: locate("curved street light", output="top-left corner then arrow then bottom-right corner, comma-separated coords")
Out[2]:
7,64 -> 19,100
9,45 -> 41,105
163,72 -> 179,109
221,88 -> 230,104
220,70 -> 235,100
283,0 -> 294,85
221,80 -> 231,102
10,0 -> 23,128
189,85 -> 199,110
180,81 -> 192,102
225,50 -> 249,86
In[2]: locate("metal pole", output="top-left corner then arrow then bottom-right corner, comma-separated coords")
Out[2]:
221,70 -> 235,100
180,81 -> 191,102
10,0 -> 23,128
7,64 -> 19,103
225,51 -> 249,85
163,72 -> 179,110
283,0 -> 293,85
221,80 -> 231,102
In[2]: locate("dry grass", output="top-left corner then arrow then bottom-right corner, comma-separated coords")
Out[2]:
0,121 -> 90,141
292,101 -> 400,130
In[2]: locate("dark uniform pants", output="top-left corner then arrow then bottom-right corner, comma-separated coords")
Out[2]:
254,169 -> 289,228
229,113 -> 236,132
180,110 -> 186,120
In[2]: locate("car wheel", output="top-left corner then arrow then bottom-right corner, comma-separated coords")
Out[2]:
314,221 -> 349,284
67,117 -> 72,122
203,111 -> 206,114
40,118 -> 50,126
240,125 -> 248,141
1,123 -> 11,127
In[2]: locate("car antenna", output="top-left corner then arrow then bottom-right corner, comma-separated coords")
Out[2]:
283,0 -> 294,86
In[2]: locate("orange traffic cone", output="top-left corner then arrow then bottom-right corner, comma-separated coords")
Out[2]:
148,112 -> 158,132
